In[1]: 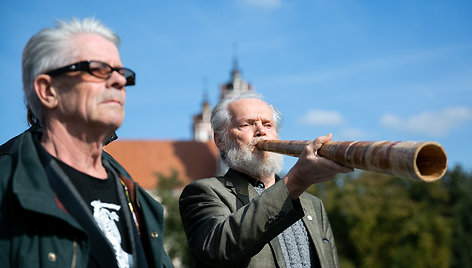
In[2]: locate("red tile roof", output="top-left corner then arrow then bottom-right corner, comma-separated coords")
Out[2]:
105,140 -> 219,190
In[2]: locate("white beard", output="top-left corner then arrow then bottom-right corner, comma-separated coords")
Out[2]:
222,136 -> 284,178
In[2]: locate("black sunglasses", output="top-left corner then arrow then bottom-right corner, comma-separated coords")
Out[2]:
45,60 -> 136,86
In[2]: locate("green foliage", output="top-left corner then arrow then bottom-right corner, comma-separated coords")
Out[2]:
308,166 -> 472,268
153,170 -> 194,267
441,166 -> 472,268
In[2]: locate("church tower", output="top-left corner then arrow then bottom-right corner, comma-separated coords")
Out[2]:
192,58 -> 253,142
192,92 -> 213,142
219,58 -> 252,100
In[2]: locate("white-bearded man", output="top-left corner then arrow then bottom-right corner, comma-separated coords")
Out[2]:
179,91 -> 353,268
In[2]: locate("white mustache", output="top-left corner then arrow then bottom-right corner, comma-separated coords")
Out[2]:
250,137 -> 268,148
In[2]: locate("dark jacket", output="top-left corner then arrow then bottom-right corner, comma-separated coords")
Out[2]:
0,127 -> 173,267
179,169 -> 339,268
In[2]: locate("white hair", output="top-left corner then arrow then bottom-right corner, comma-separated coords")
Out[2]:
210,91 -> 282,138
22,17 -> 120,124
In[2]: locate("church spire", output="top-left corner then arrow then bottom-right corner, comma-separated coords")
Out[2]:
220,46 -> 252,100
231,42 -> 241,80
192,79 -> 213,142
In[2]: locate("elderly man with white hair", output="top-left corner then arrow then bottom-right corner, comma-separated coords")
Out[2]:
180,91 -> 352,268
0,18 -> 172,268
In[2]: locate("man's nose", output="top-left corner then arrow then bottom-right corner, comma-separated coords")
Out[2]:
107,70 -> 127,89
254,122 -> 267,136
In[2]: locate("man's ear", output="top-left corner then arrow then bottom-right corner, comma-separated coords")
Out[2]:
34,74 -> 59,109
214,132 -> 225,151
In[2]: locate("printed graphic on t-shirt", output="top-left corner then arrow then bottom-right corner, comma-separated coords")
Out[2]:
91,200 -> 132,268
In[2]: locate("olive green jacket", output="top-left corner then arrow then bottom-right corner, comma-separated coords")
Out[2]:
0,128 -> 172,267
179,169 -> 339,268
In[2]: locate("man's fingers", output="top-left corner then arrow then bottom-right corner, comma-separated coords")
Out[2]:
324,157 -> 355,173
312,133 -> 333,151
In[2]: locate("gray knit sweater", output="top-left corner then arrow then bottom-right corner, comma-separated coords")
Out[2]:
254,186 -> 315,267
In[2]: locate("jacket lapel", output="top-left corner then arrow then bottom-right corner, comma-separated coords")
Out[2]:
223,169 -> 287,268
11,131 -> 82,230
224,169 -> 257,206
269,238 -> 287,268
13,130 -> 118,267
300,197 -> 325,265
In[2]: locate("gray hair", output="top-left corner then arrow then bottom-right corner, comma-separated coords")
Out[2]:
22,17 -> 120,124
210,91 -> 282,138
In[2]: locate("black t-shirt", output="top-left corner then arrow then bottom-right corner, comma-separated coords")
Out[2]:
54,158 -> 133,267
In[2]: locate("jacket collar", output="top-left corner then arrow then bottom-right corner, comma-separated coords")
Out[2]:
10,127 -> 130,230
223,168 -> 284,205
11,128 -> 82,229
223,169 -> 259,205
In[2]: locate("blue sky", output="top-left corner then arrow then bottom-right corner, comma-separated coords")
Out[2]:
1,0 -> 471,172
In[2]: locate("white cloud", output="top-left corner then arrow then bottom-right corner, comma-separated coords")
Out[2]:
297,109 -> 345,126
380,106 -> 472,137
240,0 -> 282,8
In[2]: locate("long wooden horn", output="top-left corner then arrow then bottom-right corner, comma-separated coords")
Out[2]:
256,140 -> 448,182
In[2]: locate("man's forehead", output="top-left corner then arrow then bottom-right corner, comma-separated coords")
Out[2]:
72,33 -> 121,64
229,98 -> 273,121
